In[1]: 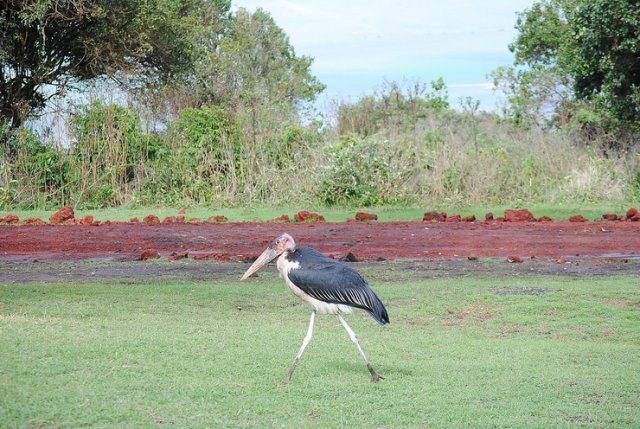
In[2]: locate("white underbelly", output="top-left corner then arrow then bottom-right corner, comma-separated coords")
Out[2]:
277,253 -> 354,315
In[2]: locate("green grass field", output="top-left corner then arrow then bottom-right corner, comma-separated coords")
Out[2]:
1,264 -> 639,428
3,203 -> 634,224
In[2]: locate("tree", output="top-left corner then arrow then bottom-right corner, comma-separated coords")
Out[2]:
491,64 -> 573,128
0,0 -> 207,149
194,7 -> 325,108
497,0 -> 640,128
565,1 -> 640,122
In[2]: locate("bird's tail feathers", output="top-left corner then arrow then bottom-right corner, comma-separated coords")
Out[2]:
367,297 -> 389,325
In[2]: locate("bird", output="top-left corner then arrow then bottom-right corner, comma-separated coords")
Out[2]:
241,232 -> 389,383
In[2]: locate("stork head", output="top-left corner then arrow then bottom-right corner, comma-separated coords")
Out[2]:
241,233 -> 296,280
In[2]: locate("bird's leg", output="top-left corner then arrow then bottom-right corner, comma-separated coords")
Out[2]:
283,310 -> 316,383
337,315 -> 384,383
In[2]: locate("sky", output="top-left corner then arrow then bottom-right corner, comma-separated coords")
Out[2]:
231,0 -> 535,112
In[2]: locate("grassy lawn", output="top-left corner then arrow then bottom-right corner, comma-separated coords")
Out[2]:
1,264 -> 639,428
3,203 -> 635,223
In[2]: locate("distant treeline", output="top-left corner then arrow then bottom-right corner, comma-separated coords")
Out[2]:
1,80 -> 639,209
1,0 -> 639,209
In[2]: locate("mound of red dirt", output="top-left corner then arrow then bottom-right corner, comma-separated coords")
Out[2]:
143,215 -> 161,225
0,214 -> 20,224
49,206 -> 74,224
569,214 -> 588,222
21,217 -> 46,225
207,215 -> 228,223
504,209 -> 535,222
294,211 -> 325,223
423,211 -> 447,222
140,249 -> 160,261
355,212 -> 378,222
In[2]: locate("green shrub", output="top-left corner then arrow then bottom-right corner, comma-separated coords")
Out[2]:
0,128 -> 69,208
336,79 -> 450,137
139,105 -> 240,205
633,170 -> 640,201
319,135 -> 413,206
2,77 -> 639,210
70,101 -> 145,208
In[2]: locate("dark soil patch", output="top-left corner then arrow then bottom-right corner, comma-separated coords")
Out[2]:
0,221 -> 638,284
0,257 -> 637,285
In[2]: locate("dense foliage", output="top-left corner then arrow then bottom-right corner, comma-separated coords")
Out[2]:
0,0 -> 217,147
1,80 -> 638,209
199,7 -> 326,107
494,0 -> 640,138
1,1 -> 639,210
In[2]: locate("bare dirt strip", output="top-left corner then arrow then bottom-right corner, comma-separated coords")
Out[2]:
0,220 -> 638,262
0,221 -> 638,283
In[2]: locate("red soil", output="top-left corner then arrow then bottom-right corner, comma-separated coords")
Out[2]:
49,205 -> 74,224
0,220 -> 638,262
504,209 -> 535,222
355,212 -> 378,222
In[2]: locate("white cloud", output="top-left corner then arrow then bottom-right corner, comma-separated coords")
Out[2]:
232,0 -> 535,108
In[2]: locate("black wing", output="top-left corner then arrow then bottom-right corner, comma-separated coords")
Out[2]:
287,248 -> 389,325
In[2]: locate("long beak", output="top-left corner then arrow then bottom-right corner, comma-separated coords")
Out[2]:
241,247 -> 280,280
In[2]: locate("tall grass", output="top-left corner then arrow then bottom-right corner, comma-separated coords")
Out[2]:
323,105 -> 639,207
1,82 -> 638,209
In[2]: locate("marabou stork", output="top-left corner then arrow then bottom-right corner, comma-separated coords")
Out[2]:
241,233 -> 389,383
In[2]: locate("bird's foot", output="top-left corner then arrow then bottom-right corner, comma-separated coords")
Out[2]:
282,365 -> 296,383
370,373 -> 385,383
367,364 -> 384,383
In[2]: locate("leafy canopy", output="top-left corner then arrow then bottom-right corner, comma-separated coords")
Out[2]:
500,0 -> 640,127
189,7 -> 326,108
0,0 -> 213,136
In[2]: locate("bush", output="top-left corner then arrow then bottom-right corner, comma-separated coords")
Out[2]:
137,105 -> 240,205
2,77 -> 639,210
336,79 -> 449,137
633,170 -> 640,201
318,135 -> 414,206
70,101 -> 146,207
0,128 -> 69,209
